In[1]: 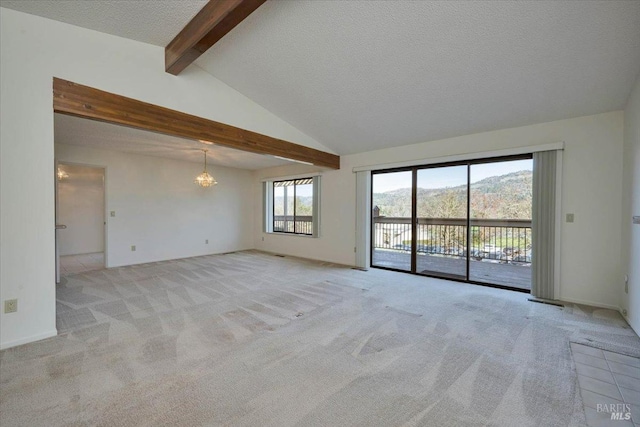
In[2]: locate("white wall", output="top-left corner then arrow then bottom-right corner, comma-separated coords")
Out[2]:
57,164 -> 105,256
255,111 -> 625,310
621,73 -> 640,334
0,8 -> 329,349
56,143 -> 253,267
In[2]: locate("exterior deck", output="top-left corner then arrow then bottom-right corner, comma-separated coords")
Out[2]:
272,215 -> 533,290
372,249 -> 531,290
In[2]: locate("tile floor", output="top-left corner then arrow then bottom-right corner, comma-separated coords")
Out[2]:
571,342 -> 640,427
59,252 -> 104,275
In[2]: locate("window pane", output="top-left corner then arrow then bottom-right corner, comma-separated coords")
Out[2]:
295,180 -> 313,234
371,171 -> 412,271
271,178 -> 316,236
469,158 -> 532,290
273,185 -> 285,232
416,165 -> 468,279
285,184 -> 294,232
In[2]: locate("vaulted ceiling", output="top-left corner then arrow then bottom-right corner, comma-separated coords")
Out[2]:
196,1 -> 640,154
0,0 -> 207,46
3,0 -> 640,156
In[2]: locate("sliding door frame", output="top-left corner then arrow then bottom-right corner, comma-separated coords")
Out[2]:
370,153 -> 532,293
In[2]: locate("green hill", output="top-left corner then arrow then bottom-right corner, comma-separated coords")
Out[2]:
374,170 -> 532,219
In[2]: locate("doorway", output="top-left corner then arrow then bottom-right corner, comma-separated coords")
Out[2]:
371,155 -> 533,291
55,163 -> 106,278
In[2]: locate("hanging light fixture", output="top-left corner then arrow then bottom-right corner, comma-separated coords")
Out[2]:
56,167 -> 69,181
194,149 -> 217,188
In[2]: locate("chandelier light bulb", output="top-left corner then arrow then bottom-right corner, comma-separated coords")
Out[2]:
57,167 -> 69,180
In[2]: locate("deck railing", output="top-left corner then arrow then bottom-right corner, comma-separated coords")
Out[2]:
273,215 -> 313,235
373,217 -> 532,264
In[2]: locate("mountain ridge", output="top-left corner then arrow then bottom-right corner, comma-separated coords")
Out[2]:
374,170 -> 532,219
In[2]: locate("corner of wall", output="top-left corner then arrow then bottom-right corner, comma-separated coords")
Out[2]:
621,71 -> 640,335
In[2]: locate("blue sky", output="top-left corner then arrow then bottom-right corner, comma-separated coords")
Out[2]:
274,181 -> 314,197
373,159 -> 532,192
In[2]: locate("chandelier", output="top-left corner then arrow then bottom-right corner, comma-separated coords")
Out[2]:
194,149 -> 217,188
57,167 -> 69,180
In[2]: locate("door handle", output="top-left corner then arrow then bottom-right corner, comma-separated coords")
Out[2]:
55,224 -> 67,230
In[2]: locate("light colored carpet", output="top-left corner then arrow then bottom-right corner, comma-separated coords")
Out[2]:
1,250 -> 638,426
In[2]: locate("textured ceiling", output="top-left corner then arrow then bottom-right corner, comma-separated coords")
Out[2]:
54,114 -> 290,170
0,0 -> 207,46
5,1 -> 640,156
196,0 -> 640,154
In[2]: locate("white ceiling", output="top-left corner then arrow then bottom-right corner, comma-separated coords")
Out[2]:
54,114 -> 290,170
196,0 -> 640,154
0,0 -> 207,46
4,1 -> 640,156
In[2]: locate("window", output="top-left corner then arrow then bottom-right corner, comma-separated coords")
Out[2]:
370,154 -> 533,292
264,176 -> 320,237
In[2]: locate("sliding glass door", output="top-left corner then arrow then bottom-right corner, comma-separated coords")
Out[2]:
371,155 -> 532,291
371,171 -> 413,271
469,159 -> 533,289
416,166 -> 468,279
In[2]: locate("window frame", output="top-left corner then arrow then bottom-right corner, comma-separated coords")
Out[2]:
264,176 -> 320,238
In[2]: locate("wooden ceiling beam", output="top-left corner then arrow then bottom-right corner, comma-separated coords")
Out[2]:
165,0 -> 267,75
53,78 -> 340,169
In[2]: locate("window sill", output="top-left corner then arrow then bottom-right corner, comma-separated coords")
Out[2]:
266,232 -> 317,238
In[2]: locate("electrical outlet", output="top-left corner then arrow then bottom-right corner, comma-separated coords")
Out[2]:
566,213 -> 574,223
4,299 -> 17,313
131,245 -> 136,251
205,239 -> 209,244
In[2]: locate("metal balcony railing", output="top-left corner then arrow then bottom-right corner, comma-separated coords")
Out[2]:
273,215 -> 313,235
373,217 -> 532,264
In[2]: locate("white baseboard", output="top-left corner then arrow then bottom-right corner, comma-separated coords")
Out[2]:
255,249 -> 355,269
107,247 -> 254,269
621,312 -> 640,337
0,329 -> 58,350
559,296 -> 620,311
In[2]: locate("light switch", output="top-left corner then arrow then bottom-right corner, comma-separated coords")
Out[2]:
633,216 -> 640,225
110,211 -> 116,217
566,213 -> 574,223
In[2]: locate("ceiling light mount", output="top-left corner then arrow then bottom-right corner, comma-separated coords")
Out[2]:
194,149 -> 217,188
